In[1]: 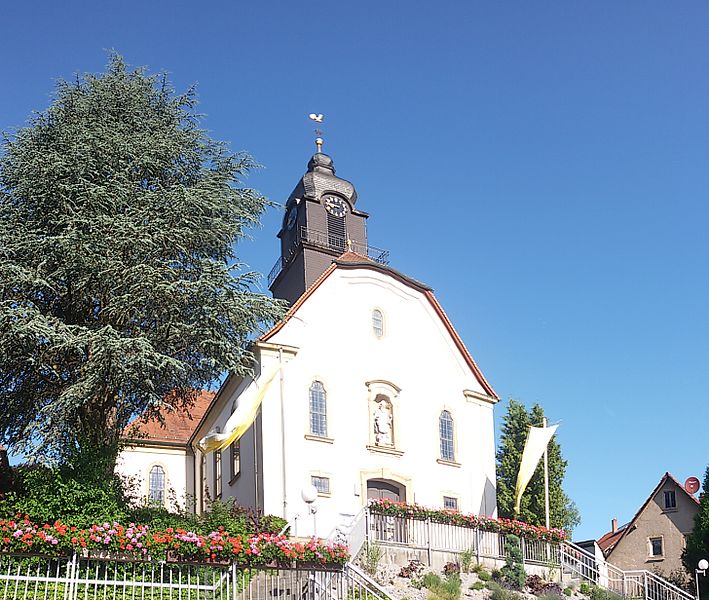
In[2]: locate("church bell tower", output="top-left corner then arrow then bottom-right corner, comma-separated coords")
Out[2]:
268,146 -> 386,305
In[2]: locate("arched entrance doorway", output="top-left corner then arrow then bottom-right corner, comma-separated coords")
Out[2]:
366,479 -> 407,542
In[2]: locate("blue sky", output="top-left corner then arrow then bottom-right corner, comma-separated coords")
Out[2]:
1,1 -> 708,541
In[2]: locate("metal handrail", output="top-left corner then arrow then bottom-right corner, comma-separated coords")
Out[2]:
267,227 -> 390,287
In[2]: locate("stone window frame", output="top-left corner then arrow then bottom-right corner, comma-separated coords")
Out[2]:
439,409 -> 456,462
648,536 -> 664,559
308,380 -> 329,439
147,463 -> 167,507
371,308 -> 385,339
443,495 -> 459,511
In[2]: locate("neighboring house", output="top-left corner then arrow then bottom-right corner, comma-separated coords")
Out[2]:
117,146 -> 500,538
116,390 -> 214,510
188,147 -> 499,538
597,472 -> 700,576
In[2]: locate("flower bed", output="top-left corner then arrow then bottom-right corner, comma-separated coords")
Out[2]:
0,517 -> 349,565
368,499 -> 566,543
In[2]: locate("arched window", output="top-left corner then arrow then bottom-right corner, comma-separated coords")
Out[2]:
372,309 -> 384,338
148,465 -> 165,505
309,381 -> 327,437
439,411 -> 455,461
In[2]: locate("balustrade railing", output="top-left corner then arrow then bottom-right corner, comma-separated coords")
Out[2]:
360,511 -> 694,600
267,227 -> 389,287
0,553 -> 367,600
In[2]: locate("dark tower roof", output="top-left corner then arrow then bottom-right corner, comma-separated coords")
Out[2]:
286,152 -> 358,209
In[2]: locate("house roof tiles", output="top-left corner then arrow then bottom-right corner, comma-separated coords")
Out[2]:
124,390 -> 215,446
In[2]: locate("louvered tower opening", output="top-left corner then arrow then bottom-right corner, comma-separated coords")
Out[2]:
327,212 -> 346,252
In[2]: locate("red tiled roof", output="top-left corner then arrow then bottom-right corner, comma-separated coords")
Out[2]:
124,390 -> 215,446
597,526 -> 625,553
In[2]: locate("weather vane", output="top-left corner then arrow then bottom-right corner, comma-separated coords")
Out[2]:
308,113 -> 324,152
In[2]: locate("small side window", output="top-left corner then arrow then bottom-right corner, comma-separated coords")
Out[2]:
663,490 -> 676,509
311,476 -> 331,495
372,309 -> 384,338
649,537 -> 664,557
443,496 -> 458,511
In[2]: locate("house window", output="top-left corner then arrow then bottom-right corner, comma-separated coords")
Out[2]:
443,496 -> 458,511
649,537 -> 664,557
311,476 -> 331,495
372,309 -> 384,338
664,490 -> 676,509
230,441 -> 241,481
309,381 -> 327,437
148,465 -> 165,505
439,410 -> 455,461
214,450 -> 222,498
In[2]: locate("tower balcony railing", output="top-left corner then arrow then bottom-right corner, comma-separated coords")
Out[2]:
267,226 -> 389,287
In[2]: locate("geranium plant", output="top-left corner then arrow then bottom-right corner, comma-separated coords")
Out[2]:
0,516 -> 349,566
368,499 -> 567,543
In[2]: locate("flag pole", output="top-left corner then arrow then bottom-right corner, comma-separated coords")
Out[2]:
543,417 -> 550,529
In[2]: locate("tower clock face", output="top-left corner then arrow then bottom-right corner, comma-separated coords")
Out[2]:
323,195 -> 347,217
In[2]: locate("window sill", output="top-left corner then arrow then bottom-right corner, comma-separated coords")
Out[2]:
437,458 -> 462,468
229,473 -> 241,485
366,444 -> 404,457
304,434 -> 334,444
317,492 -> 332,498
662,507 -> 678,513
647,557 -> 665,562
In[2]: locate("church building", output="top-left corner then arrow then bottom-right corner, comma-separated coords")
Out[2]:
118,145 -> 499,538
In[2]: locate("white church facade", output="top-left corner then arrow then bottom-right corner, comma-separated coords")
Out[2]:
118,147 -> 499,538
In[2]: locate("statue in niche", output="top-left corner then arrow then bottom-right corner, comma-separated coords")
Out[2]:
374,397 -> 394,446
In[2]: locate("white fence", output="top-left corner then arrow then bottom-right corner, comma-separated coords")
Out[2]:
0,553 -> 386,600
363,511 -> 694,600
366,511 -> 559,566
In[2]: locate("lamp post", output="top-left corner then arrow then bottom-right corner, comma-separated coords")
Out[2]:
301,485 -> 319,537
695,559 -> 708,600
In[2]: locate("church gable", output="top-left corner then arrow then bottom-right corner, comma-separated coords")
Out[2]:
262,253 -> 498,400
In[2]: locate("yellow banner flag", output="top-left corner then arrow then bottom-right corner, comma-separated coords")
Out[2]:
513,423 -> 558,515
198,365 -> 281,453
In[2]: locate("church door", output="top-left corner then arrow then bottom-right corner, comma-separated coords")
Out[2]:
366,479 -> 405,502
367,479 -> 407,543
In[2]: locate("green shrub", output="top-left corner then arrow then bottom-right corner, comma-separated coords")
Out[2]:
363,541 -> 383,579
422,573 -> 443,590
0,464 -> 129,527
579,583 -> 591,595
460,548 -> 475,573
500,535 -> 526,590
488,582 -> 522,600
0,464 -> 287,537
564,587 -> 573,596
491,568 -> 502,581
470,582 -> 485,591
477,570 -> 492,582
588,587 -> 623,600
424,571 -> 461,600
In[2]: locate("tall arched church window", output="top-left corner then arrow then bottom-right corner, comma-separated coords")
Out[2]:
309,381 -> 328,437
148,465 -> 165,505
372,309 -> 384,338
439,410 -> 455,461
